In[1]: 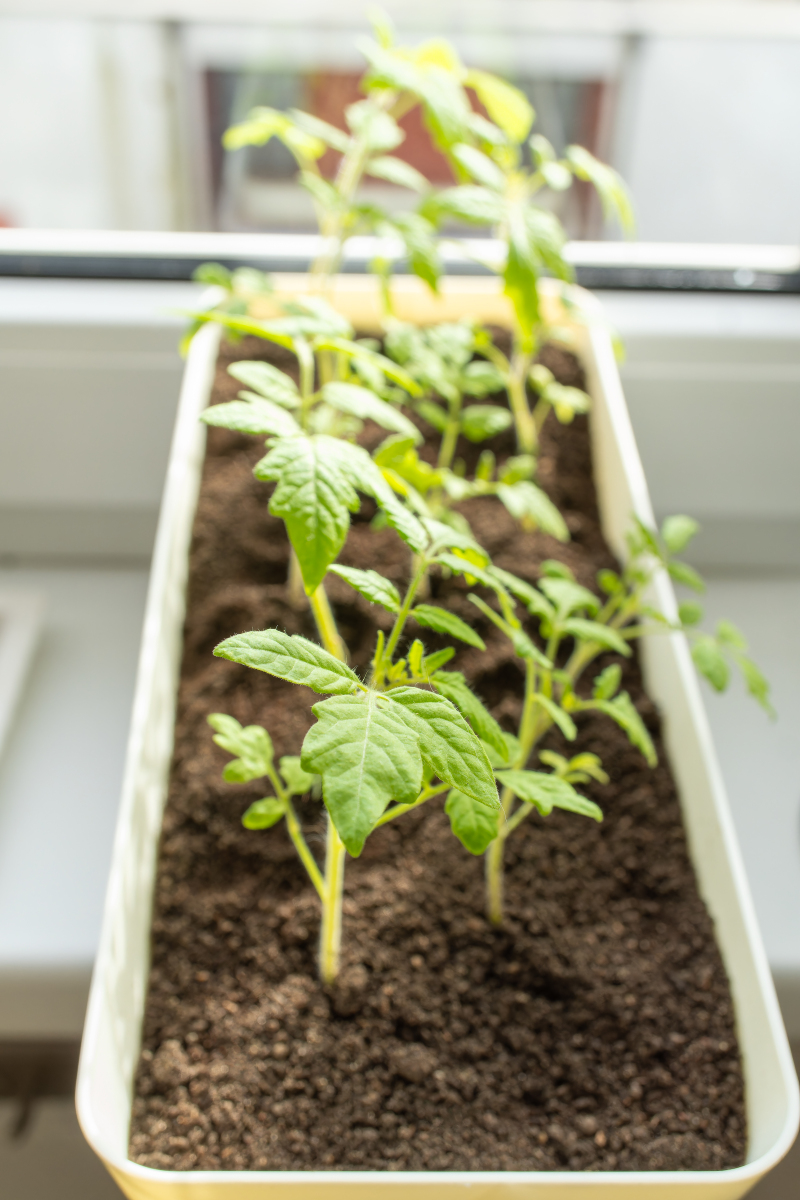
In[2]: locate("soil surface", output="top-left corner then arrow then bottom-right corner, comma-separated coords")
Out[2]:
130,336 -> 746,1173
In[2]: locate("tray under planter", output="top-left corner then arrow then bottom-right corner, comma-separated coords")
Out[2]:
76,275 -> 799,1198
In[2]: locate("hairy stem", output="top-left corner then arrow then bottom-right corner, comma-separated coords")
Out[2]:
485,831 -> 506,927
485,659 -> 542,925
307,580 -> 348,983
382,559 -> 429,670
309,585 -> 347,661
372,783 -> 448,829
310,92 -> 396,286
438,394 -> 463,472
516,659 -> 539,760
284,800 -> 326,901
508,352 -> 536,455
319,815 -> 346,985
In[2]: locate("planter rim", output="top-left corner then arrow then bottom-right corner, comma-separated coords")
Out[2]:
77,276 -> 800,1195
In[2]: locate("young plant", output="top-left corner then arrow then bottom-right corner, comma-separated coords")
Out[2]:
358,31 -> 632,455
383,319 -> 510,471
453,514 -> 772,925
379,320 -> 569,541
218,16 -> 482,292
196,295 -> 424,654
208,520 -> 511,983
423,108 -> 631,454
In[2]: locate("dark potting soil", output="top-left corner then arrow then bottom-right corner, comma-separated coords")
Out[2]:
129,336 -> 746,1174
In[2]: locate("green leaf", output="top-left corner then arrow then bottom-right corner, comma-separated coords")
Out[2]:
592,693 -> 657,766
288,107 -> 351,152
692,636 -> 730,692
242,797 -> 288,830
421,520 -> 488,559
560,619 -> 632,657
540,749 -> 609,785
365,155 -> 427,191
435,552 -> 501,593
408,639 -> 425,678
597,569 -> 622,595
540,161 -> 572,191
360,39 -> 471,153
193,262 -> 232,288
424,185 -> 505,226
661,514 -> 700,554
530,133 -> 555,166
488,566 -> 554,619
716,619 -> 747,650
451,143 -> 505,190
525,206 -> 571,278
223,106 -> 325,161
255,435 -> 361,593
315,336 -> 421,395
214,630 -> 362,695
351,451 -> 428,554
460,404 -> 513,442
208,713 -> 274,782
539,578 -> 600,617
302,692 -> 422,856
503,202 -> 540,336
300,171 -> 343,211
321,382 -> 420,439
629,516 -> 662,560
668,560 -> 706,594
563,752 -> 610,785
543,382 -> 591,424
328,564 -> 400,613
186,310 -> 296,350
468,111 -> 506,146
387,687 -> 499,810
736,655 -> 775,717
540,559 -> 575,580
388,212 -> 443,292
201,398 -> 300,438
279,755 -> 318,797
431,670 -> 507,759
417,400 -> 449,433
532,694 -> 577,741
227,360 -> 300,408
411,604 -> 486,649
466,592 -> 553,667
229,267 -> 273,297
593,663 -> 622,700
496,770 -> 602,821
678,601 -> 704,627
346,99 -> 404,153
484,730 -> 521,768
461,360 -> 506,397
445,788 -> 499,854
565,144 -> 635,234
423,647 -> 455,673
465,68 -> 534,142
509,627 -> 552,666
496,482 -> 569,541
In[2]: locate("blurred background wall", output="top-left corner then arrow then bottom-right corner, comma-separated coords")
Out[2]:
2,2 -> 800,244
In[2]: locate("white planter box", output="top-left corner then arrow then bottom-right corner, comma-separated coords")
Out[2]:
76,275 -> 799,1198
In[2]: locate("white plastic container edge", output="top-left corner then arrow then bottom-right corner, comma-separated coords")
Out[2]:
76,276 -> 799,1199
